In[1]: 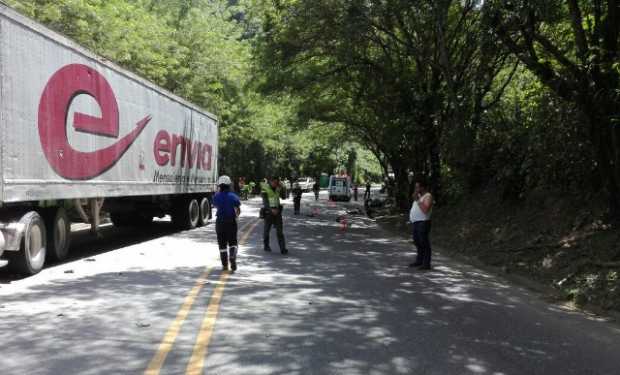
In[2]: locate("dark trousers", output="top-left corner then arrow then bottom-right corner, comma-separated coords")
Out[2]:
216,219 -> 238,266
413,220 -> 432,267
293,198 -> 301,214
264,212 -> 286,250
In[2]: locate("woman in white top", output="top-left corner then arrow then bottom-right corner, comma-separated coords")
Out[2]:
409,178 -> 433,270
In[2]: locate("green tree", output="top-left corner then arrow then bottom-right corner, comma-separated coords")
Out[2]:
483,0 -> 620,216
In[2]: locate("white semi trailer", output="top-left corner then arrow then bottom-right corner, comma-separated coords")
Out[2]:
0,4 -> 219,274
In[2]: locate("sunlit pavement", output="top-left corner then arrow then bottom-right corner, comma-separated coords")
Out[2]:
1,191 -> 620,375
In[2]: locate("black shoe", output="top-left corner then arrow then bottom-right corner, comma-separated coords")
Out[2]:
222,264 -> 229,271
419,265 -> 432,271
409,262 -> 423,268
280,248 -> 289,255
264,247 -> 272,252
230,258 -> 237,272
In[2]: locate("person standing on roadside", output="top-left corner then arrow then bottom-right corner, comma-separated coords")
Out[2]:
409,178 -> 433,270
364,181 -> 371,200
312,181 -> 320,201
292,183 -> 303,215
261,177 -> 288,254
213,175 -> 241,272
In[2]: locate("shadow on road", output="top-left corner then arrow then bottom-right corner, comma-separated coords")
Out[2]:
0,220 -> 197,283
1,194 -> 619,375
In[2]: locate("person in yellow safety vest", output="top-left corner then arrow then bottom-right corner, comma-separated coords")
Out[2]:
261,176 -> 288,254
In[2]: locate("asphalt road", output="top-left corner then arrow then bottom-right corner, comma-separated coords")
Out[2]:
1,192 -> 620,375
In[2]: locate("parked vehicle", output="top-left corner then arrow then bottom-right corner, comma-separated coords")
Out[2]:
0,4 -> 218,275
328,176 -> 352,202
295,177 -> 315,192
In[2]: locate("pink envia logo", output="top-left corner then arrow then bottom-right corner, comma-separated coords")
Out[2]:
38,64 -> 151,180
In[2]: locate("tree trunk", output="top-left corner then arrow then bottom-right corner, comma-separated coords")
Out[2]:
587,105 -> 620,220
428,129 -> 442,204
391,161 -> 411,211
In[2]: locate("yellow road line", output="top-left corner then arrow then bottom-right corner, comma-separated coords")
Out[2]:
145,219 -> 256,375
185,219 -> 260,375
239,219 -> 261,245
185,271 -> 229,374
144,268 -> 211,375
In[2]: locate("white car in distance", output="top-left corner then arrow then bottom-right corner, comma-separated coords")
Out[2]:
295,177 -> 315,192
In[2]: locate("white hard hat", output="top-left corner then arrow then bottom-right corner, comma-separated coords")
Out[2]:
218,175 -> 232,186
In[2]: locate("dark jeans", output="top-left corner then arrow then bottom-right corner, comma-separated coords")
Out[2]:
264,212 -> 286,250
293,198 -> 301,214
413,220 -> 432,267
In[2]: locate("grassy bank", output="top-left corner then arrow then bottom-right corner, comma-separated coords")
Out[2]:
375,188 -> 620,313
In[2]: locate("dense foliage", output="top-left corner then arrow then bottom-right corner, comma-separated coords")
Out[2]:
252,0 -> 619,212
5,0 -> 620,214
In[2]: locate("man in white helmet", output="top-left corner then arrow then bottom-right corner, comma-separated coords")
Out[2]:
213,175 -> 241,272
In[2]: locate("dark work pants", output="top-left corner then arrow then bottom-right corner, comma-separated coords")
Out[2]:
293,198 -> 301,214
216,219 -> 238,266
264,212 -> 286,250
413,220 -> 432,267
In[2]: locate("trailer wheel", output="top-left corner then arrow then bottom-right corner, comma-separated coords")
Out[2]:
7,211 -> 46,275
198,197 -> 211,226
45,207 -> 71,261
172,198 -> 200,230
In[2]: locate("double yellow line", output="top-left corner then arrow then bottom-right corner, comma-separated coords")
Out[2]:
145,219 -> 260,375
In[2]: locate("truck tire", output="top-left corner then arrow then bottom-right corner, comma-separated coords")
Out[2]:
172,198 -> 200,229
45,207 -> 71,261
7,211 -> 47,275
198,197 -> 211,226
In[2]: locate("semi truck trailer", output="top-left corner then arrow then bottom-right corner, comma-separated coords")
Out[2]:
0,4 -> 219,275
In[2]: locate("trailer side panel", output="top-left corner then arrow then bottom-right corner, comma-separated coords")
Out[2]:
0,7 -> 218,203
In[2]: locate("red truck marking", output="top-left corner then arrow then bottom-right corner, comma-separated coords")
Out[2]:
154,130 -> 212,170
38,64 -> 151,180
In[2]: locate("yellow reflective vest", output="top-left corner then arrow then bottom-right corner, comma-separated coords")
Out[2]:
261,182 -> 281,208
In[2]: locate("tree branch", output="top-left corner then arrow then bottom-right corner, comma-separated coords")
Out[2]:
567,0 -> 590,63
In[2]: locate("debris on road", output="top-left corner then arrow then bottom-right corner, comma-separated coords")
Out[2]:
347,208 -> 364,216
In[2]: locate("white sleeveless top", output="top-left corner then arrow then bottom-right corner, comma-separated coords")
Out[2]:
410,193 -> 432,222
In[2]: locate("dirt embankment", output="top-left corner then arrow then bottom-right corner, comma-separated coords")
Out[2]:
376,188 -> 620,313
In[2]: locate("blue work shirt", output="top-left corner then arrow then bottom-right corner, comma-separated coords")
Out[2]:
213,191 -> 240,222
